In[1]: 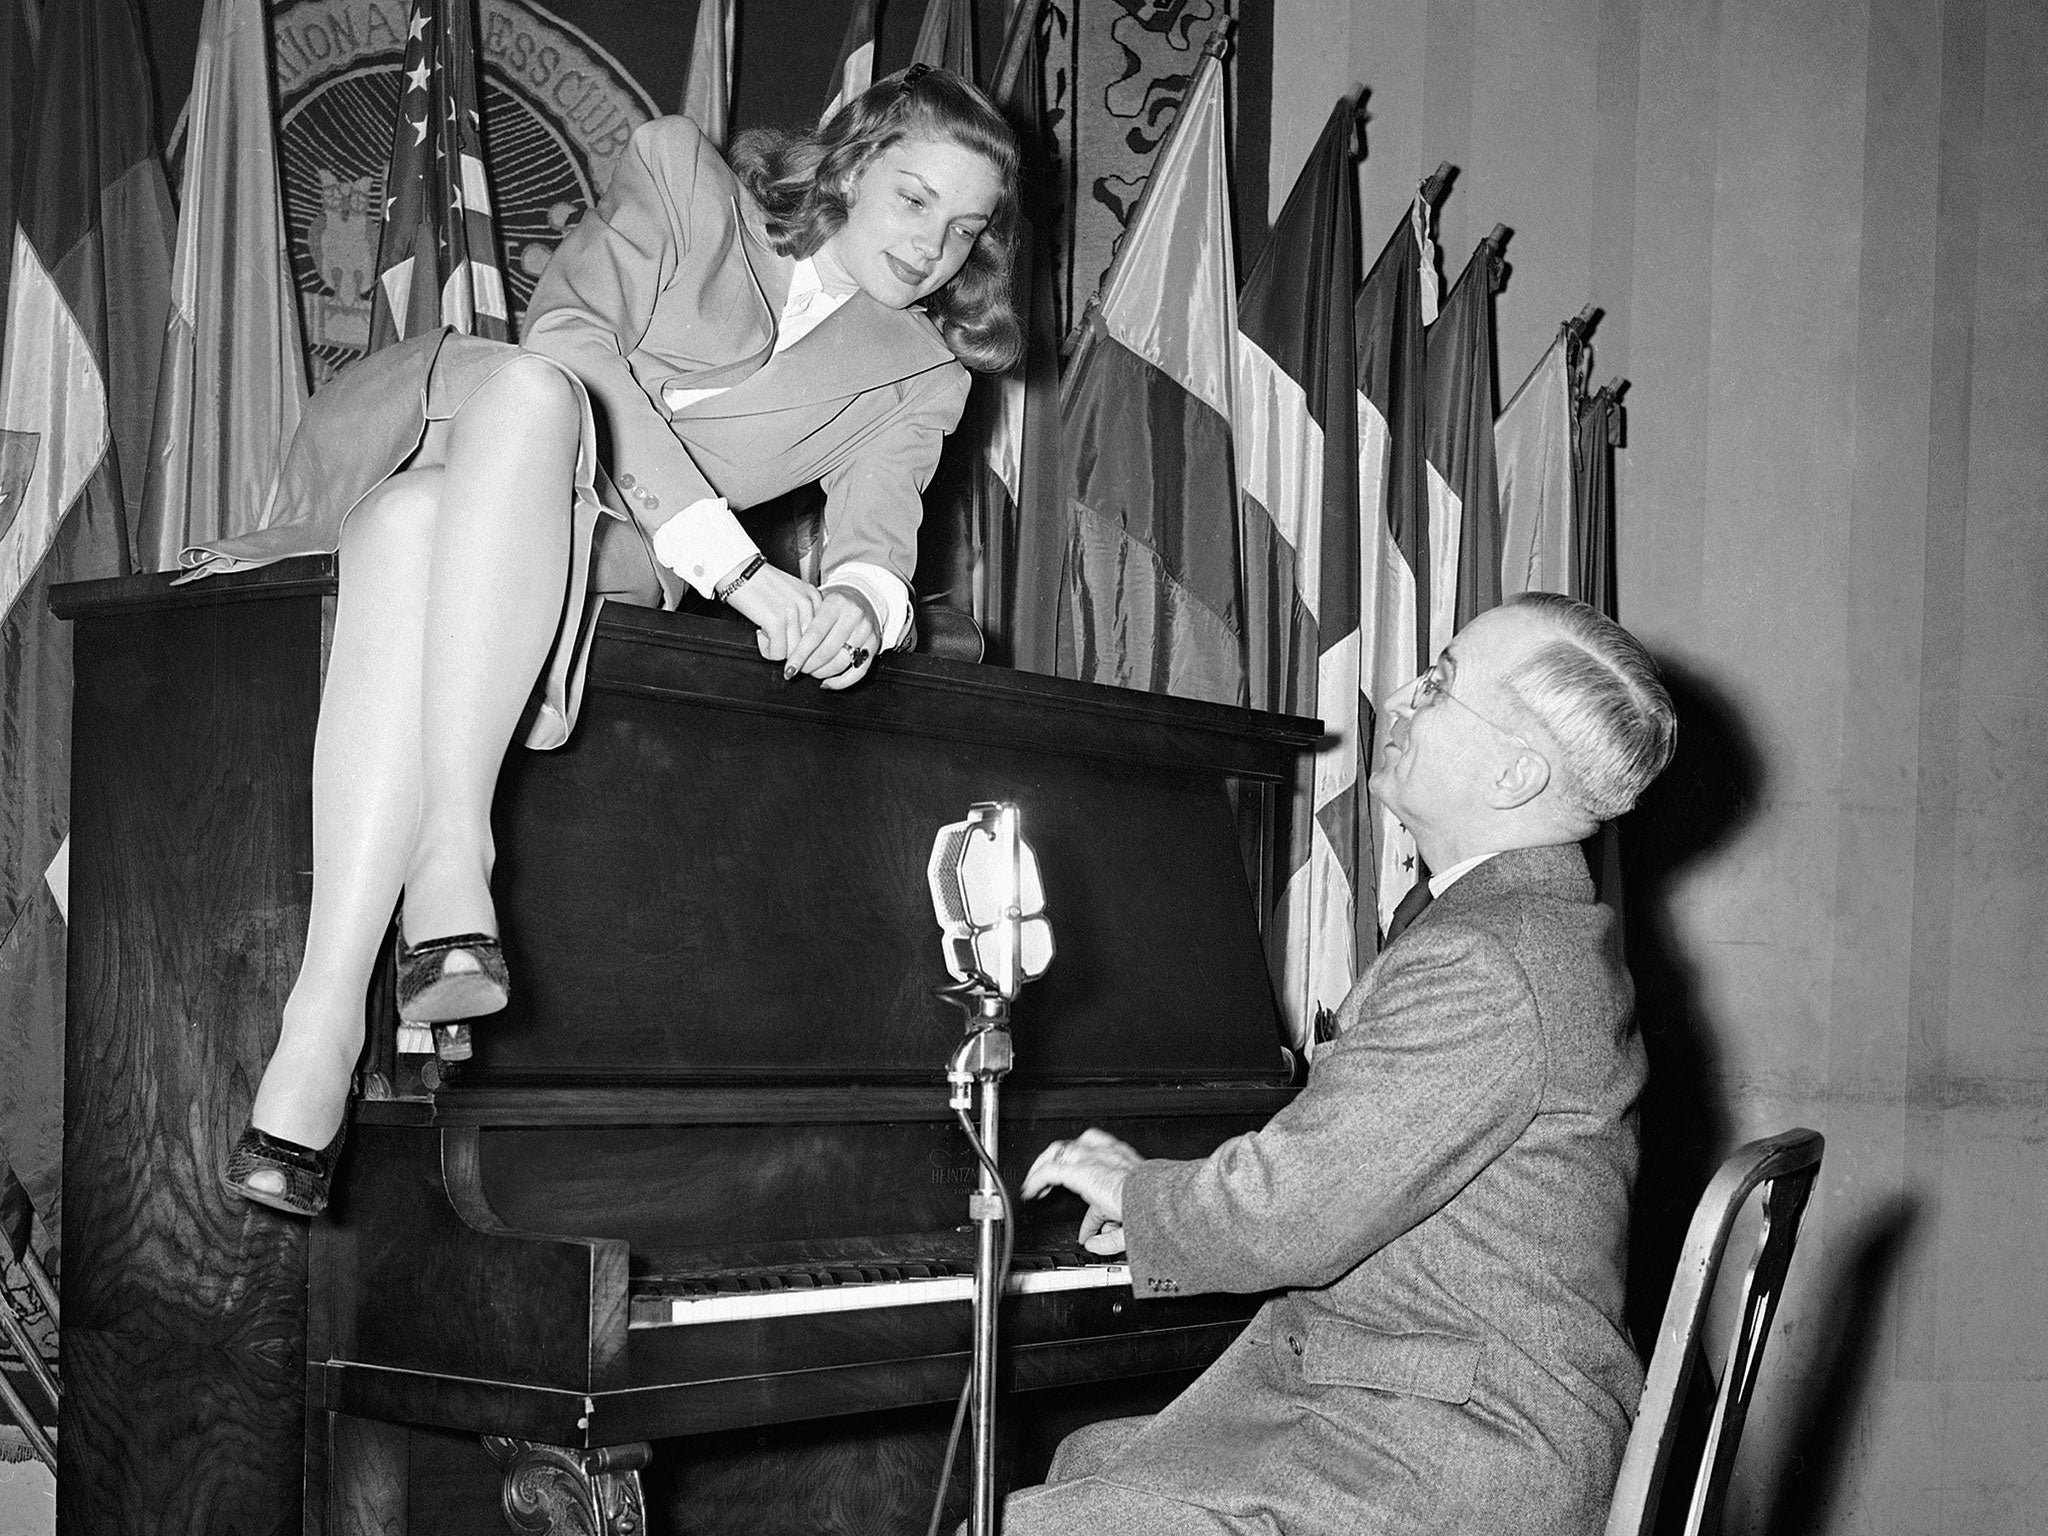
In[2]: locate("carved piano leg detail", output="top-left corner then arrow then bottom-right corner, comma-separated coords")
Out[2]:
482,1437 -> 652,1536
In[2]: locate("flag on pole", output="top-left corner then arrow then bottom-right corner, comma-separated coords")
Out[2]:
957,0 -> 1061,671
0,0 -> 175,1260
1052,30 -> 1244,706
821,0 -> 880,122
135,0 -> 308,569
1421,235 -> 1504,658
369,0 -> 511,350
679,0 -> 735,151
1,0 -> 38,340
901,0 -> 983,621
1576,382 -> 1620,617
1235,94 -> 1360,1048
1355,197 -> 1435,948
912,0 -> 976,79
1496,325 -> 1574,601
0,1155 -> 30,1267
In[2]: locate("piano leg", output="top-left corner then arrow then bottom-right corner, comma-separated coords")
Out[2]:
325,1411 -> 409,1535
483,1437 -> 652,1536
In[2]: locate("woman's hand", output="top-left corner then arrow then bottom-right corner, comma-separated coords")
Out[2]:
784,589 -> 881,690
723,564 -> 821,662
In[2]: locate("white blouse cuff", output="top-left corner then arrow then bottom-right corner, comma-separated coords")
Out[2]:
823,562 -> 912,650
648,496 -> 762,599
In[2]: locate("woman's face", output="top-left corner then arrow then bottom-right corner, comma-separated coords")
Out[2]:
823,137 -> 1003,309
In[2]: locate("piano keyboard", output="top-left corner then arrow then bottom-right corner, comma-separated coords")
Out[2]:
631,1255 -> 1130,1327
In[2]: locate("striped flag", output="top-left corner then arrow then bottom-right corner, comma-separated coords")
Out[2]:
1052,32 -> 1244,706
969,0 -> 1061,669
1496,326 -> 1575,601
1236,95 -> 1359,1047
1422,236 -> 1504,657
679,0 -> 735,151
0,0 -> 174,1262
0,1155 -> 29,1267
369,0 -> 511,350
821,0 -> 880,122
135,0 -> 308,568
1355,199 -> 1435,944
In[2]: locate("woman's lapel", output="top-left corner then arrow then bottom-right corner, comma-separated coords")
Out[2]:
733,194 -> 791,318
673,295 -> 953,421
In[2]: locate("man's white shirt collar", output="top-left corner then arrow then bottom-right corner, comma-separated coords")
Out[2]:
1427,852 -> 1498,899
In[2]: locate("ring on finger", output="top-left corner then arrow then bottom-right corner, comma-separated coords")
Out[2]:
843,642 -> 871,668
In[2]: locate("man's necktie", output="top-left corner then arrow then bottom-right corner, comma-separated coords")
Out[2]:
1382,878 -> 1434,946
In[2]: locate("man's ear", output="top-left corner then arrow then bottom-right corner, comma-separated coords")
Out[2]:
1489,748 -> 1550,810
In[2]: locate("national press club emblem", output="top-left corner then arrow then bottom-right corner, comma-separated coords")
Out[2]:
271,0 -> 656,387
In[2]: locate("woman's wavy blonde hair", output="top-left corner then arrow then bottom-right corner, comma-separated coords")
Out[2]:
728,65 -> 1023,374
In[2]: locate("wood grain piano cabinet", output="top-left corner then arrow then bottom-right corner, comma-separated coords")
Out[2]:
52,559 -> 1318,1535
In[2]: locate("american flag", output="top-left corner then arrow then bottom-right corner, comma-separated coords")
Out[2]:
368,0 -> 510,349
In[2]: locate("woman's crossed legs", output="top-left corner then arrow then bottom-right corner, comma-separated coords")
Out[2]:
247,354 -> 580,1155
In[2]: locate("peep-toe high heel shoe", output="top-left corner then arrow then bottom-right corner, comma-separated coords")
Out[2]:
394,926 -> 510,1025
222,1121 -> 347,1217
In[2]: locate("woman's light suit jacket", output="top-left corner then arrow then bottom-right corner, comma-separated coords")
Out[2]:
523,113 -> 972,609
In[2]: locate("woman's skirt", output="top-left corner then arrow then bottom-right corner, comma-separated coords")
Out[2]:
179,329 -> 629,749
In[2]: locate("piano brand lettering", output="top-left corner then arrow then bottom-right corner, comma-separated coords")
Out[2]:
929,1147 -> 978,1186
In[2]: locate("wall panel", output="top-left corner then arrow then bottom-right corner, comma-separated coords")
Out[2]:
1272,0 -> 2046,1529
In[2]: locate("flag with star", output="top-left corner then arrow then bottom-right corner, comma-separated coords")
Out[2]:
368,0 -> 510,350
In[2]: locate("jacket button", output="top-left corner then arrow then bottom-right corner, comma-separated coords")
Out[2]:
642,494 -> 660,511
617,472 -> 636,488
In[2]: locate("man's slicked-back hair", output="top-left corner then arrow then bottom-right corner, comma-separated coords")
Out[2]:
1496,591 -> 1677,825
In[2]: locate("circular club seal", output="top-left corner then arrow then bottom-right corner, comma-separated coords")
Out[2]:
273,0 -> 655,385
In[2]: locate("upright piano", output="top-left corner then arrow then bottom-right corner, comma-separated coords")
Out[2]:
54,560 -> 1320,1535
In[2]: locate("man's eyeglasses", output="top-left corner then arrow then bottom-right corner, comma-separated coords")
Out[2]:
1410,664 -> 1535,752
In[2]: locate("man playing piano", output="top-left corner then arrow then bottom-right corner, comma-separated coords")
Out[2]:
1007,592 -> 1677,1536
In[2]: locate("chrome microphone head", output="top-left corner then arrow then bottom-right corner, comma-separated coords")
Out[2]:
927,802 -> 1053,999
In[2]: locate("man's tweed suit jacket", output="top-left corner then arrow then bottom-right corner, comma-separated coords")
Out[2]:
1027,842 -> 1647,1535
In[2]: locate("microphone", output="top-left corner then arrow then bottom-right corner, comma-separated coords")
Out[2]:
927,803 -> 1053,1000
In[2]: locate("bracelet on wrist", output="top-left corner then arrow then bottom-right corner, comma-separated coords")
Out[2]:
714,553 -> 766,604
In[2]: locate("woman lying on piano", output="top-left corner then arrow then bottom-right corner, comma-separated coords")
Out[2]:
189,65 -> 1022,1217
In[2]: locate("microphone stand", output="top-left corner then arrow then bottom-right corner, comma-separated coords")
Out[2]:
946,984 -> 1013,1536
930,800 -> 1045,1535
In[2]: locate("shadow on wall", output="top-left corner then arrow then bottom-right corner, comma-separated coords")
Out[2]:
1616,658 -> 1763,1349
1751,1193 -> 1920,1536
